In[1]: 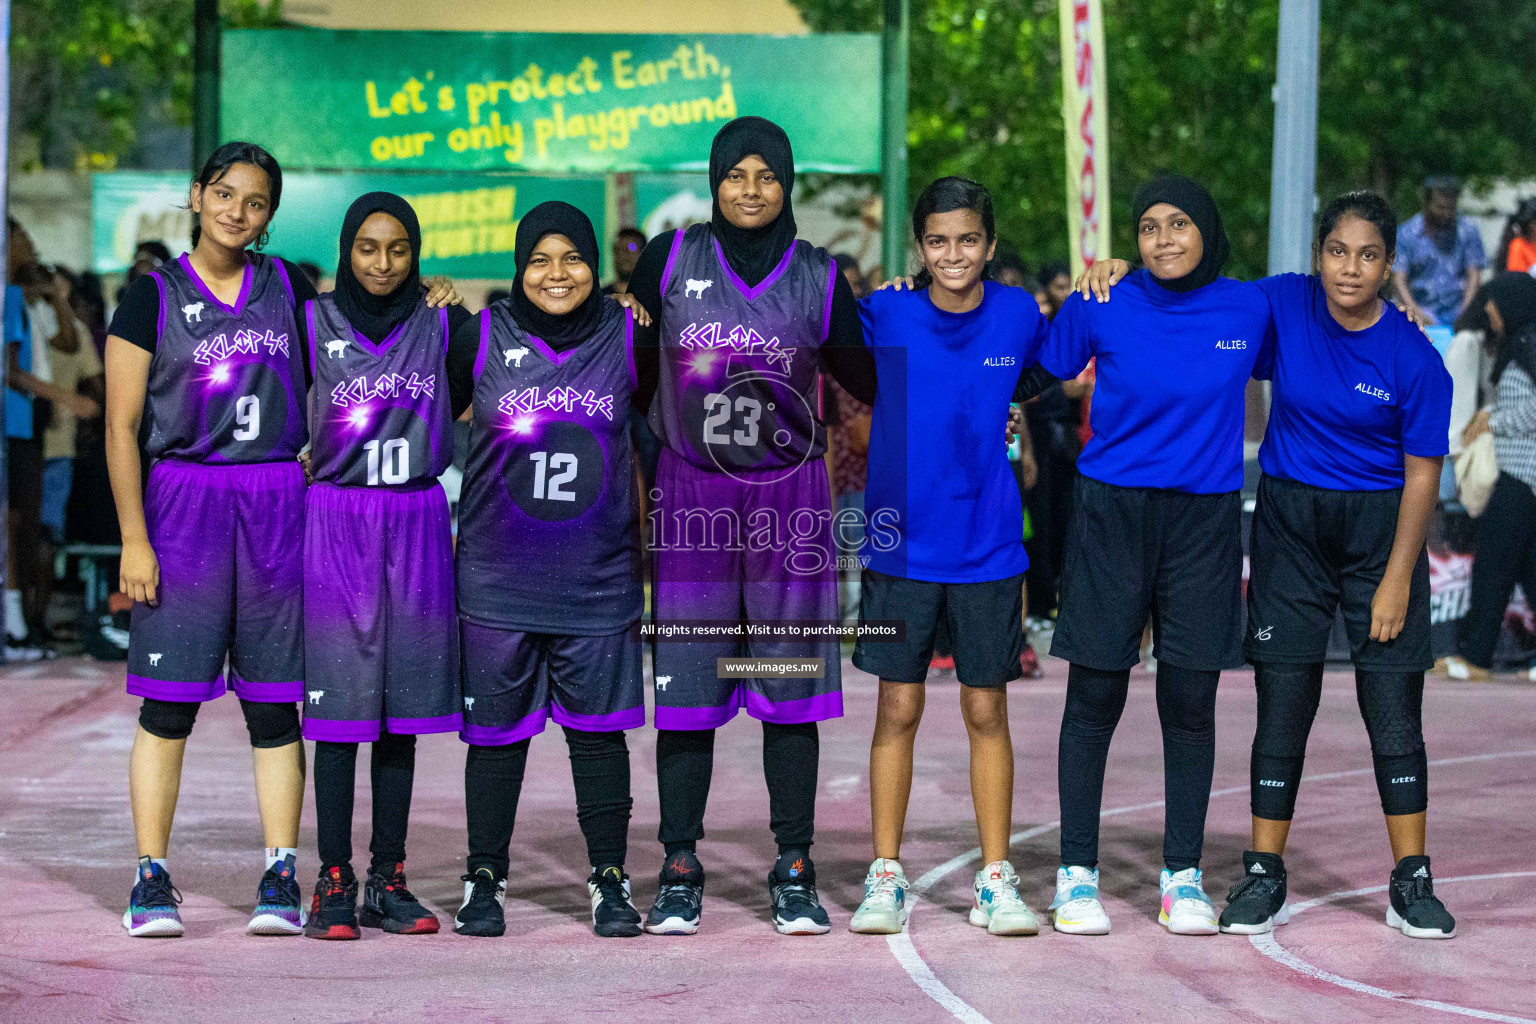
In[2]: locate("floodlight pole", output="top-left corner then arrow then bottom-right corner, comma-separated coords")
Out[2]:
193,0 -> 220,169
881,0 -> 910,278
1266,0 -> 1319,274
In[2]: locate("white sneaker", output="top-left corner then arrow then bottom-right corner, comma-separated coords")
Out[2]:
1160,868 -> 1219,935
970,860 -> 1039,935
849,858 -> 909,934
1051,865 -> 1111,934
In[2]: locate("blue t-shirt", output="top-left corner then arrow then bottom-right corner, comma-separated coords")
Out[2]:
861,283 -> 1047,583
1393,213 -> 1485,326
1255,273 -> 1452,490
4,284 -> 32,440
1040,270 -> 1273,493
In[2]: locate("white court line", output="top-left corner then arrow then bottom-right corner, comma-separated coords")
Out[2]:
1251,872 -> 1536,1024
885,749 -> 1536,1024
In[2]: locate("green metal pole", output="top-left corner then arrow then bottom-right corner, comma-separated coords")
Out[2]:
881,0 -> 910,278
192,0 -> 220,170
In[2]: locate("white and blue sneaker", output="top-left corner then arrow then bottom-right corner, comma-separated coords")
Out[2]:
849,858 -> 909,934
970,860 -> 1039,936
1051,865 -> 1111,935
1159,867 -> 1219,935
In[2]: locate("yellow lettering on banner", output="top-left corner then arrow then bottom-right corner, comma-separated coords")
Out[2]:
648,102 -> 668,127
674,45 -> 696,79
365,81 -> 392,118
465,83 -> 488,124
612,50 -> 635,89
637,63 -> 657,88
402,77 -> 427,113
534,116 -> 555,157
548,73 -> 566,98
578,56 -> 601,93
696,42 -> 720,78
509,77 -> 531,103
370,132 -> 434,162
526,64 -> 547,100
715,81 -> 736,119
627,106 -> 646,131
437,85 -> 455,112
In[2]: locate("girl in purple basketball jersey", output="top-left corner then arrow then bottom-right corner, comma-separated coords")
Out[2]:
106,143 -> 315,938
298,193 -> 468,941
623,118 -> 876,936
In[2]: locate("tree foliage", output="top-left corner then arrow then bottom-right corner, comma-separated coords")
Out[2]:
10,0 -> 283,171
793,0 -> 1536,278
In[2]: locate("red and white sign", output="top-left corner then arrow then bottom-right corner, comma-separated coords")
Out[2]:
1059,0 -> 1109,275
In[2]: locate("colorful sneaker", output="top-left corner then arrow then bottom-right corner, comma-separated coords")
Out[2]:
849,858 -> 909,934
122,858 -> 184,937
360,863 -> 439,934
1219,851 -> 1289,934
1051,865 -> 1111,935
768,850 -> 831,935
929,653 -> 956,672
1160,867 -> 1219,935
970,860 -> 1039,935
1387,856 -> 1456,939
1019,644 -> 1045,680
454,868 -> 506,937
588,865 -> 643,937
303,867 -> 359,940
247,853 -> 305,935
645,850 -> 704,935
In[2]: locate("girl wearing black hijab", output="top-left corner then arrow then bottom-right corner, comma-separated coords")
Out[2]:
621,117 -> 875,938
1037,174 -> 1274,937
445,201 -> 655,939
299,192 -> 470,940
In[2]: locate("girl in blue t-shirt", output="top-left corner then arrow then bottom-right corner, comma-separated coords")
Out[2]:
1082,190 -> 1456,940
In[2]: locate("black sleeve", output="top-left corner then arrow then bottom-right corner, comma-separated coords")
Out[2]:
447,312 -> 483,420
445,303 -> 473,335
625,232 -> 676,321
107,274 -> 163,354
631,314 -> 659,414
819,273 -> 876,406
1012,365 -> 1058,404
280,259 -> 319,313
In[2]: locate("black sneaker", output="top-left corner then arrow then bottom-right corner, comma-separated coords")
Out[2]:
645,850 -> 704,935
360,863 -> 440,934
1387,856 -> 1456,938
304,867 -> 359,940
1219,851 -> 1289,934
122,857 -> 184,937
588,865 -> 643,937
768,849 -> 831,935
454,868 -> 507,937
248,853 -> 305,935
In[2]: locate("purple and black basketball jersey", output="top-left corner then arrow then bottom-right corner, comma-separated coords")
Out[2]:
648,225 -> 838,474
143,254 -> 306,463
306,294 -> 452,487
457,300 -> 641,635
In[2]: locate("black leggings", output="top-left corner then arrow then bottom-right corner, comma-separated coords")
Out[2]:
138,697 -> 300,748
1058,662 -> 1219,872
465,727 -> 633,880
655,721 -> 819,857
313,734 -> 417,878
1250,662 -> 1427,820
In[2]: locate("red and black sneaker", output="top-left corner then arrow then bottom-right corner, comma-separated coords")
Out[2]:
360,863 -> 440,934
303,867 -> 360,940
1020,643 -> 1045,680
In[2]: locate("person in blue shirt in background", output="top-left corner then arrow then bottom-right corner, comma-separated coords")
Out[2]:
1392,175 -> 1486,327
1039,175 -> 1273,937
1083,190 -> 1458,942
847,177 -> 1052,937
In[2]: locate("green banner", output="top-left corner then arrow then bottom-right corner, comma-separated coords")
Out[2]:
93,170 -> 604,279
221,30 -> 881,174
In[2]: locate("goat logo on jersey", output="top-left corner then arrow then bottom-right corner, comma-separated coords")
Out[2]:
685,279 -> 713,299
182,301 -> 204,323
148,653 -> 162,666
325,339 -> 349,359
504,347 -> 529,368
307,690 -> 324,705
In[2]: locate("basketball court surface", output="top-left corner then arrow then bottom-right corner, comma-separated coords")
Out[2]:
2,655 -> 1532,1023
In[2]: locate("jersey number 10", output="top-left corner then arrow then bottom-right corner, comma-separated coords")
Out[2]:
364,438 -> 410,486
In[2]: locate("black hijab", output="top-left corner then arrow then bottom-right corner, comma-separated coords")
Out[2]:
510,200 -> 603,349
1468,272 -> 1536,385
335,192 -> 421,344
1131,174 -> 1230,293
709,116 -> 798,286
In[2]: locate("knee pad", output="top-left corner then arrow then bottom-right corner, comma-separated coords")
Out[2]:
1373,749 -> 1428,816
1250,750 -> 1305,821
240,699 -> 300,748
138,698 -> 201,741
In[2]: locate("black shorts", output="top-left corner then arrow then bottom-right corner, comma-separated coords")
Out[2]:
852,568 -> 1025,687
1245,474 -> 1432,671
7,436 -> 41,519
1051,474 -> 1244,672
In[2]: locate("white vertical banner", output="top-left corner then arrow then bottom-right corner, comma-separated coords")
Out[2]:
1060,0 -> 1110,276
